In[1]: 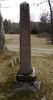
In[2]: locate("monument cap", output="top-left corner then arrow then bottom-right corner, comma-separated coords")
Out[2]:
20,2 -> 29,9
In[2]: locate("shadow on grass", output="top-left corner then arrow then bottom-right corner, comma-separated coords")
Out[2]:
0,80 -> 45,100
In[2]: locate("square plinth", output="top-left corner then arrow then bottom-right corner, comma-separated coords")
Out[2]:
13,68 -> 41,92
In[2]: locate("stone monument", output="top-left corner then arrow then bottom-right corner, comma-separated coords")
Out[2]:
0,4 -> 6,52
18,2 -> 32,75
16,2 -> 38,91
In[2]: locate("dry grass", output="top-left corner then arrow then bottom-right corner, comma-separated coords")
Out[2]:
5,34 -> 20,44
0,34 -> 53,100
5,34 -> 53,48
32,54 -> 53,100
0,50 -> 19,83
0,51 -> 53,100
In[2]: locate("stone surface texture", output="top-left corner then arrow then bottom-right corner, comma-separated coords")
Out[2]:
0,10 -> 5,52
16,2 -> 36,80
16,2 -> 39,91
19,2 -> 32,75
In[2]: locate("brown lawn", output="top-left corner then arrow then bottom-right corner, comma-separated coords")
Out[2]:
0,34 -> 53,100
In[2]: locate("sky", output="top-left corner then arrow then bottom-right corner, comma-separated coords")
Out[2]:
0,0 -> 52,22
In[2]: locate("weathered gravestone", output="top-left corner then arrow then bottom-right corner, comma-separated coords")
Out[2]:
0,5 -> 6,52
16,2 -> 39,91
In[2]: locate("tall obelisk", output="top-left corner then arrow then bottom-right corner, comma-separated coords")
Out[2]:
16,2 -> 36,83
19,2 -> 32,75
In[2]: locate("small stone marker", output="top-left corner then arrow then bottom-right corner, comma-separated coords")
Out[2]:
16,2 -> 39,91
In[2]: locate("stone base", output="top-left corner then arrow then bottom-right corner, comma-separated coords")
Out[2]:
12,80 -> 41,92
13,68 -> 40,92
16,68 -> 37,83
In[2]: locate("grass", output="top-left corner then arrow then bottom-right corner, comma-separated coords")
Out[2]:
0,34 -> 53,100
0,50 -> 20,83
0,50 -> 53,100
5,34 -> 53,48
32,54 -> 53,100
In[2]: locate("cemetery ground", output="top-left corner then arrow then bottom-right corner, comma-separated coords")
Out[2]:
0,34 -> 53,100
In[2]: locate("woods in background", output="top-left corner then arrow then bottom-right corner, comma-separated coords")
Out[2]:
3,18 -> 52,35
3,19 -> 19,34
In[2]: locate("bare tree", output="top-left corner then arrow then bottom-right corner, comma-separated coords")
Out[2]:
40,13 -> 48,23
36,0 -> 53,43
